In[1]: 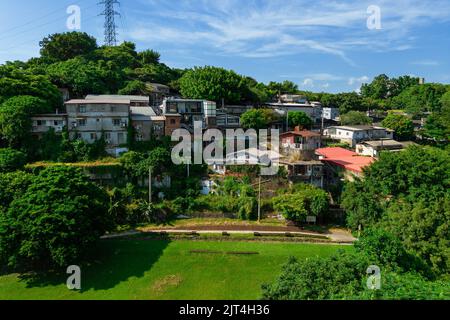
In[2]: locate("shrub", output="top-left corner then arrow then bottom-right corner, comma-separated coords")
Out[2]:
273,184 -> 329,223
262,252 -> 370,300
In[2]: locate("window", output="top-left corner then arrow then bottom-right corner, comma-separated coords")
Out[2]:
37,120 -> 45,126
90,133 -> 97,140
167,102 -> 178,113
113,119 -> 121,126
79,105 -> 87,113
170,119 -> 176,125
104,133 -> 111,140
78,119 -> 87,126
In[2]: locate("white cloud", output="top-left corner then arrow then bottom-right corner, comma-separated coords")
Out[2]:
348,76 -> 370,86
301,78 -> 315,88
128,0 -> 450,63
411,60 -> 440,66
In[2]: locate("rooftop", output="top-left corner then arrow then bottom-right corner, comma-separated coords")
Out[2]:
130,106 -> 157,120
65,99 -> 131,105
280,130 -> 321,138
329,125 -> 392,132
360,140 -> 404,149
316,147 -> 375,173
85,94 -> 149,102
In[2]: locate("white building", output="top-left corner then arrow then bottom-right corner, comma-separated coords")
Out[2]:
211,148 -> 282,175
324,125 -> 394,147
356,140 -> 416,158
322,107 -> 340,122
31,114 -> 67,138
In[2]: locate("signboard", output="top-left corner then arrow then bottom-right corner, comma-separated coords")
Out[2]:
306,216 -> 317,224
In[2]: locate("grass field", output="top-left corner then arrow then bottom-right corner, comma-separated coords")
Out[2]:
0,239 -> 351,300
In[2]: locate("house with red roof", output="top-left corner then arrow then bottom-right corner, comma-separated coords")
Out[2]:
280,127 -> 322,159
315,147 -> 375,183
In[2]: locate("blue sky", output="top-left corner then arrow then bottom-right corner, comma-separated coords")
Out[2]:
1,0 -> 449,93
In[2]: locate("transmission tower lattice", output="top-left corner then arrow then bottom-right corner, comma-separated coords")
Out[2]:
99,0 -> 120,46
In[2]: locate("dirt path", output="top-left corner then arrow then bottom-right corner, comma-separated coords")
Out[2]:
103,226 -> 357,243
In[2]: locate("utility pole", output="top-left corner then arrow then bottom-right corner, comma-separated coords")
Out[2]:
258,174 -> 262,223
148,167 -> 153,204
286,108 -> 290,132
99,0 -> 120,46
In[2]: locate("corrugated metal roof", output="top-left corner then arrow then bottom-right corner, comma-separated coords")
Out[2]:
65,99 -> 131,104
316,147 -> 375,173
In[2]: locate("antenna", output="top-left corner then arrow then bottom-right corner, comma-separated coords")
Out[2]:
99,0 -> 120,46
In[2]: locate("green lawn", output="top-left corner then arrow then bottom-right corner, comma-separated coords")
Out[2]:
0,240 -> 351,300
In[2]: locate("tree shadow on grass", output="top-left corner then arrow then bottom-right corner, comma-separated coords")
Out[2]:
18,236 -> 171,293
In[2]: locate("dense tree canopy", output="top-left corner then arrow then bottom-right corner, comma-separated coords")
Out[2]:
0,166 -> 112,269
381,113 -> 414,140
422,92 -> 450,141
391,83 -> 449,115
0,96 -> 51,148
0,171 -> 33,209
0,149 -> 27,173
361,74 -> 420,100
288,111 -> 313,129
340,111 -> 372,126
273,184 -> 329,223
342,146 -> 450,273
240,109 -> 279,130
179,66 -> 249,104
0,65 -> 62,108
39,32 -> 98,62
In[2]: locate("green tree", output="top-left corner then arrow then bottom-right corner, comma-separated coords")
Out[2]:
0,166 -> 111,270
0,171 -> 33,209
0,65 -> 62,107
361,74 -> 391,100
340,111 -> 372,126
381,113 -> 414,140
240,109 -> 278,130
422,92 -> 450,141
0,96 -> 50,148
0,149 -> 27,173
288,111 -> 313,129
46,57 -> 110,97
391,83 -> 448,115
262,252 -> 369,300
118,80 -> 147,95
39,32 -> 98,62
273,184 -> 329,223
138,49 -> 161,65
179,66 -> 248,104
267,81 -> 299,96
384,198 -> 449,274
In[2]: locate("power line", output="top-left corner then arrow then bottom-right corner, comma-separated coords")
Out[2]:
0,0 -> 90,35
0,1 -> 99,43
0,13 -> 102,54
98,0 -> 121,46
